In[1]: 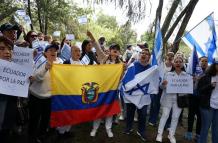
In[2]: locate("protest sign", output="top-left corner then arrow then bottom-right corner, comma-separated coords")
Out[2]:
78,15 -> 88,25
60,43 -> 71,61
53,31 -> 61,37
166,74 -> 193,94
0,59 -> 32,97
66,34 -> 75,41
12,46 -> 34,67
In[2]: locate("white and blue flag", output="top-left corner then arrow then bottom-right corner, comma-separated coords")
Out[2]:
121,62 -> 159,108
182,13 -> 217,64
186,45 -> 203,75
152,19 -> 163,66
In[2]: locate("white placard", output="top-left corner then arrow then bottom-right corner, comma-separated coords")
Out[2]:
78,15 -> 88,24
0,59 -> 32,97
66,34 -> 75,41
166,74 -> 193,94
16,9 -> 26,16
12,46 -> 34,67
53,31 -> 61,37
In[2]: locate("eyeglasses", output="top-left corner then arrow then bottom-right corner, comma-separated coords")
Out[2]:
30,35 -> 38,38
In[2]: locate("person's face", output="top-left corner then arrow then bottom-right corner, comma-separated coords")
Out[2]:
29,32 -> 38,44
44,48 -> 57,62
85,42 -> 93,52
173,58 -> 183,71
38,35 -> 44,41
139,50 -> 150,64
3,30 -> 17,42
64,39 -> 71,45
200,57 -> 208,69
110,49 -> 120,57
0,42 -> 13,61
166,53 -> 174,62
71,47 -> 81,61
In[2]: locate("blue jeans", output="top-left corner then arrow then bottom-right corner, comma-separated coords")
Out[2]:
125,103 -> 148,134
149,93 -> 161,124
199,108 -> 218,143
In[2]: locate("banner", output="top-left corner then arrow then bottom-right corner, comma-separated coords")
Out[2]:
166,74 -> 193,94
50,64 -> 123,127
0,59 -> 32,97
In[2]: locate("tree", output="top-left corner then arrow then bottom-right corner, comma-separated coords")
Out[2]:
89,0 -> 199,53
0,0 -> 19,21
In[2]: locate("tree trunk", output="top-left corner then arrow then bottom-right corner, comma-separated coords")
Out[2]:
155,0 -> 163,24
27,0 -> 34,30
172,0 -> 199,53
161,0 -> 181,37
36,0 -> 43,32
163,3 -> 189,44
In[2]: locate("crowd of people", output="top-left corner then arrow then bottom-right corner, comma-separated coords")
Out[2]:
0,22 -> 218,143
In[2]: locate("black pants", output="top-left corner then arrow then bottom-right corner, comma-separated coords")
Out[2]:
187,95 -> 201,135
28,94 -> 51,141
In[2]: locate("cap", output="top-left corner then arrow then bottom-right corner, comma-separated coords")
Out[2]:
44,44 -> 59,52
0,23 -> 19,32
137,42 -> 148,49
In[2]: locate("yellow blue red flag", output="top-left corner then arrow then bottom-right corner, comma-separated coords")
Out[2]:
50,64 -> 123,127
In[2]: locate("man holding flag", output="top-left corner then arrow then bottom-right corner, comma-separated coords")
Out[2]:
122,48 -> 159,142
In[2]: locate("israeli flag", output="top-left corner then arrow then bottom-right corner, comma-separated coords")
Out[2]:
182,13 -> 217,64
121,62 -> 159,108
151,18 -> 164,80
60,43 -> 71,61
152,19 -> 163,66
81,54 -> 90,65
186,45 -> 203,75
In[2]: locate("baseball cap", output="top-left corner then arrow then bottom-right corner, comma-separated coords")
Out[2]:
137,42 -> 148,49
0,23 -> 19,32
44,44 -> 59,52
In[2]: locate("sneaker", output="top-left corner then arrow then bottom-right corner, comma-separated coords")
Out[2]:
184,132 -> 192,141
106,129 -> 113,138
156,133 -> 163,142
168,135 -> 176,143
134,117 -> 138,122
148,122 -> 155,127
119,115 -> 125,121
90,129 -> 97,137
136,131 -> 146,142
123,129 -> 134,135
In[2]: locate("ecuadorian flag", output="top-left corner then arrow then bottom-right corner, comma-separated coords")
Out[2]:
50,64 -> 123,127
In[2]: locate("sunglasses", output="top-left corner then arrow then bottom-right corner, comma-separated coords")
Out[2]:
30,35 -> 38,38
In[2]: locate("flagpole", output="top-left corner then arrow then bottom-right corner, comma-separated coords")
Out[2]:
173,12 -> 214,44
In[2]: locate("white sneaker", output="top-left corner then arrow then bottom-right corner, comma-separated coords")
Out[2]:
134,117 -> 138,122
168,135 -> 176,143
119,115 -> 124,121
90,129 -> 97,137
156,133 -> 162,142
106,129 -> 114,138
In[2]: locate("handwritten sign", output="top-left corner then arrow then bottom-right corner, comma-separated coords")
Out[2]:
12,46 -> 33,67
0,59 -> 32,97
166,74 -> 193,94
78,15 -> 88,25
